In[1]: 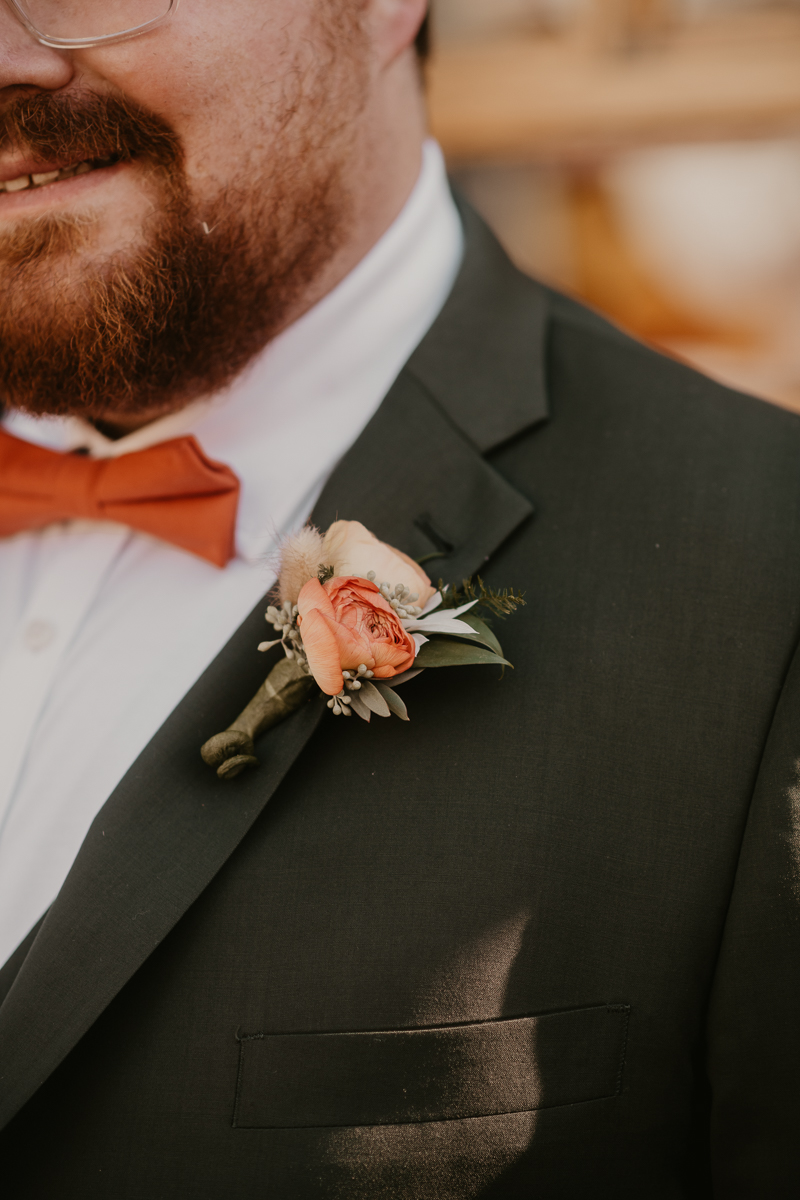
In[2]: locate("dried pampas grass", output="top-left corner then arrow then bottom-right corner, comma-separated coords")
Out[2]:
278,525 -> 325,606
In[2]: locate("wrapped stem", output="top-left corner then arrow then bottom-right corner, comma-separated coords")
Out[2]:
201,656 -> 315,780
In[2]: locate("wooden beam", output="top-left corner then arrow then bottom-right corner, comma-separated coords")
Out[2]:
428,11 -> 800,164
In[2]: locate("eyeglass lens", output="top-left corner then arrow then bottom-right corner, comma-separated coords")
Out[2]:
16,0 -> 172,40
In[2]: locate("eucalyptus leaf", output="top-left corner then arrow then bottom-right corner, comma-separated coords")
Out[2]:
358,680 -> 392,717
388,668 -> 424,688
375,683 -> 409,721
413,639 -> 512,670
348,691 -> 372,722
459,614 -> 504,657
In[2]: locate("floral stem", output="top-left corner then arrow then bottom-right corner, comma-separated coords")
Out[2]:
200,656 -> 315,780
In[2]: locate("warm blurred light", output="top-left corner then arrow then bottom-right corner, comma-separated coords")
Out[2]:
434,0 -> 800,410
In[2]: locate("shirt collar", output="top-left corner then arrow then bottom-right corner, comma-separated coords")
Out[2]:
3,140 -> 463,564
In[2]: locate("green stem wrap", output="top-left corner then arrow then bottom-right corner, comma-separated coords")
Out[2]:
200,656 -> 315,780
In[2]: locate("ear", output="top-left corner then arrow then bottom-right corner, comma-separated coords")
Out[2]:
366,0 -> 429,68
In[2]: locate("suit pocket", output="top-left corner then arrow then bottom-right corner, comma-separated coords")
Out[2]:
232,1002 -> 629,1129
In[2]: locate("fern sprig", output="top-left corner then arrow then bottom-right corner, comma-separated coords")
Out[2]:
438,575 -> 526,618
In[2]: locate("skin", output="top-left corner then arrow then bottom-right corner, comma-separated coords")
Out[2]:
0,0 -> 429,431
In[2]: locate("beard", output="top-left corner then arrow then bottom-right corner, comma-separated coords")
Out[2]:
0,36 -> 365,422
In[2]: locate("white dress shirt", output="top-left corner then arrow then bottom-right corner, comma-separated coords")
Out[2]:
0,140 -> 463,968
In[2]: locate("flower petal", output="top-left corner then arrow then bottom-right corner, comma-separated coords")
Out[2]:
321,521 -> 435,605
298,607 -> 345,695
297,577 -> 337,623
371,640 -> 416,678
321,611 -> 374,672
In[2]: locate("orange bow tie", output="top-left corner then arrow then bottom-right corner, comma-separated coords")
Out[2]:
0,427 -> 240,568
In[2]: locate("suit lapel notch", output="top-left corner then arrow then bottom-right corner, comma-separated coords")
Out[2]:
312,367 -> 534,585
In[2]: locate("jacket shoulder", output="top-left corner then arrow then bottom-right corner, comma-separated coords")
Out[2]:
542,284 -> 800,453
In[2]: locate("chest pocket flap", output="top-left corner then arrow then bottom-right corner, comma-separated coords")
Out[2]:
233,1002 -> 630,1128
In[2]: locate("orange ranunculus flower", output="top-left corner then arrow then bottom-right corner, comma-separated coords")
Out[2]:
297,576 -> 418,696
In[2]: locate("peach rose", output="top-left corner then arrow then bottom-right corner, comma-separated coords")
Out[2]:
322,521 -> 435,608
297,576 -> 418,695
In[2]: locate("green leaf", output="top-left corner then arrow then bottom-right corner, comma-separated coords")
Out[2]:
375,683 -> 409,721
458,614 -> 504,657
413,638 -> 512,670
348,691 -> 371,722
358,680 -> 391,717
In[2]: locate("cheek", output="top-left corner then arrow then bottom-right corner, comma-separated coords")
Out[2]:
76,3 -> 315,184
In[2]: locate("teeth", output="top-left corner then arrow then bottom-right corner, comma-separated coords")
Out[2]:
0,158 -> 116,194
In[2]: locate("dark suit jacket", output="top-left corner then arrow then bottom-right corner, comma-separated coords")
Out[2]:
2,204 -> 800,1198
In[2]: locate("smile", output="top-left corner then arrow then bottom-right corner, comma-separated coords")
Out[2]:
0,156 -> 119,194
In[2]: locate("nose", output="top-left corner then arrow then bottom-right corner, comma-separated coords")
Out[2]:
0,2 -> 74,95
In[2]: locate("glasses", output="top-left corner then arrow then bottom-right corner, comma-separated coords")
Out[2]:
5,0 -> 179,49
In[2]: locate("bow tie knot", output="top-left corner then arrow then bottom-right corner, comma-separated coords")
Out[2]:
0,428 -> 240,567
50,451 -> 103,521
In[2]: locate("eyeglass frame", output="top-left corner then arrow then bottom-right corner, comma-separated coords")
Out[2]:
3,0 -> 180,50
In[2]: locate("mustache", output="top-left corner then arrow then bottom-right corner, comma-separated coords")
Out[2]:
0,90 -> 182,169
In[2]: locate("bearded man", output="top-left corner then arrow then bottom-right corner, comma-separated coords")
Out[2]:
0,1 -> 798,1196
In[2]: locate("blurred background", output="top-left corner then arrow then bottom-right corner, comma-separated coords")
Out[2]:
426,0 -> 800,410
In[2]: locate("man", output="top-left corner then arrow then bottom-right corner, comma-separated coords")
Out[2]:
0,0 -> 798,1195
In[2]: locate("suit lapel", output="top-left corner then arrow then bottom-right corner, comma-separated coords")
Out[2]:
312,370 -> 534,580
0,204 -> 549,1130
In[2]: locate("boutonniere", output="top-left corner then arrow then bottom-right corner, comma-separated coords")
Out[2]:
201,520 -> 524,779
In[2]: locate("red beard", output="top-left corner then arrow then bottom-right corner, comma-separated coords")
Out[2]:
0,87 -> 353,422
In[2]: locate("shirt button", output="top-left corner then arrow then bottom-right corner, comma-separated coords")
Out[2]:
23,619 -> 57,653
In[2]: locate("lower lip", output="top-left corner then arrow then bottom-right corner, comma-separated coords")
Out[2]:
0,161 -> 128,218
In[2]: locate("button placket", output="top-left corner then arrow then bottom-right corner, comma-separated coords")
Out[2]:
0,525 -> 130,837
